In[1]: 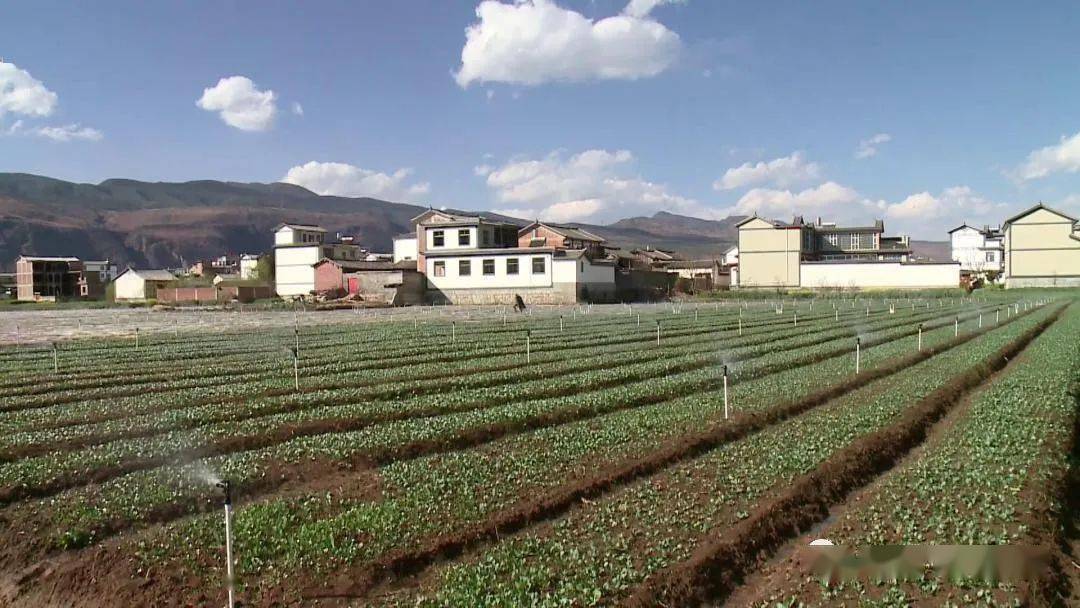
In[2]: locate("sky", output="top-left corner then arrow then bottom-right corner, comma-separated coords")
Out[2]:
2,0 -> 1080,238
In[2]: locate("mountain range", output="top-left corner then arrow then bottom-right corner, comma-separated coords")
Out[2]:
0,173 -> 947,271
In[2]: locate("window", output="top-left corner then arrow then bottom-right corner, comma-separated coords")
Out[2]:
986,251 -> 996,262
507,258 -> 519,275
580,261 -> 584,272
433,261 -> 445,277
825,234 -> 839,247
483,259 -> 495,275
532,256 -> 546,274
459,260 -> 471,276
458,229 -> 470,247
432,230 -> 445,247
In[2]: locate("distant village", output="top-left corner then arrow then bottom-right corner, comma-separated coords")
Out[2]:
4,202 -> 1079,305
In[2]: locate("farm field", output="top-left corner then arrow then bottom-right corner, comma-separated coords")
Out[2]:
0,294 -> 1075,607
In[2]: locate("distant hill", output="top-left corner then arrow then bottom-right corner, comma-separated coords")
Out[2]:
0,172 -> 949,270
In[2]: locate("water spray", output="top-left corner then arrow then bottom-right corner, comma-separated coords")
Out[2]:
216,480 -> 235,608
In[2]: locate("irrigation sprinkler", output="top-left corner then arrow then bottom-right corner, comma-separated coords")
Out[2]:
917,324 -> 923,352
695,309 -> 699,322
135,327 -> 140,350
835,309 -> 838,322
452,321 -> 456,343
738,316 -> 743,336
215,480 -> 235,608
637,313 -> 641,326
954,316 -> 959,337
294,326 -> 300,353
855,337 -> 861,374
560,315 -> 564,333
656,321 -> 661,346
51,342 -> 59,373
722,364 -> 730,420
793,312 -> 797,327
996,308 -> 1000,324
978,313 -> 983,329
289,347 -> 299,390
14,324 -> 20,347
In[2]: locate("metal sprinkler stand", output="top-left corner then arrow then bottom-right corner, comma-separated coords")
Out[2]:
289,346 -> 299,390
855,337 -> 861,374
722,365 -> 729,420
917,324 -> 923,352
216,480 -> 235,608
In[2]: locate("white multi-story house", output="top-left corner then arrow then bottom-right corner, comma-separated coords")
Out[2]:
948,224 -> 1004,278
273,223 -> 363,297
412,210 -> 616,304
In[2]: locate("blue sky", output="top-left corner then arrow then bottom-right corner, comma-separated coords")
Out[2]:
1,0 -> 1079,238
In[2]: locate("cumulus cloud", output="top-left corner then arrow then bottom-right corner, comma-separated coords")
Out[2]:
455,0 -> 682,87
725,182 -> 861,218
196,76 -> 277,131
623,0 -> 683,18
714,152 -> 821,191
884,186 -> 1004,221
0,61 -> 57,117
282,161 -> 430,202
855,133 -> 891,159
1013,130 -> 1080,181
482,148 -> 719,223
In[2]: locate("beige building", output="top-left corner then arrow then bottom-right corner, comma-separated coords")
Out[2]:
737,215 -> 957,290
113,268 -> 177,301
1002,204 -> 1080,288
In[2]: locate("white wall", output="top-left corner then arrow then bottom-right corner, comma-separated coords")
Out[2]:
425,226 -> 478,251
426,252 -> 553,290
114,272 -> 146,300
275,246 -> 321,296
576,257 -> 615,284
239,257 -> 259,280
393,237 -> 418,262
800,262 -> 959,289
275,226 -> 324,246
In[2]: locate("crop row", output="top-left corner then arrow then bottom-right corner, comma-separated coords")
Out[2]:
0,301 -> 1005,516
63,304 -> 1053,604
0,302 -> 981,456
750,302 -> 1080,608
384,303 -> 1059,607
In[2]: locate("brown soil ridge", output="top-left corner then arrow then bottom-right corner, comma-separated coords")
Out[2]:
287,305 -> 1040,604
0,305 -> 997,511
0,305 -> 986,468
617,303 -> 1064,608
0,304 -> 851,419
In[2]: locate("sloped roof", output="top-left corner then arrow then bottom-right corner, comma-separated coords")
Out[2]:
274,223 -> 326,232
518,221 -> 606,243
120,269 -> 177,281
1002,202 -> 1078,226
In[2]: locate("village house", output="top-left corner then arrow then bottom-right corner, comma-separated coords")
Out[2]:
1001,203 -> 1080,288
14,256 -> 112,301
113,268 -> 178,301
273,223 -> 364,297
411,211 -> 616,305
736,215 -> 958,289
949,224 -> 1004,279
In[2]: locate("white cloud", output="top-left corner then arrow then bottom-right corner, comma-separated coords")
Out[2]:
33,123 -> 103,142
855,133 -> 891,159
1,120 -> 103,142
726,181 -> 861,218
282,161 -> 430,202
884,185 -> 1004,221
1013,130 -> 1080,181
623,0 -> 683,18
714,152 -> 821,191
483,148 -> 720,223
0,61 -> 57,117
196,76 -> 277,131
455,0 -> 682,87
473,164 -> 493,176
291,102 -> 304,116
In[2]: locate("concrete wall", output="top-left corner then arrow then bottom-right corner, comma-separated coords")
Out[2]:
393,237 -> 418,262
800,261 -> 960,289
426,252 -> 554,290
275,245 -> 320,296
275,226 -> 323,246
1004,207 -> 1080,285
346,270 -> 425,306
431,284 -> 579,305
738,218 -> 802,287
424,226 -> 478,251
114,272 -> 148,300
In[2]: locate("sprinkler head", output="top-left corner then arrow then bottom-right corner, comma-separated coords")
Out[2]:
216,479 -> 232,506
288,346 -> 298,360
722,365 -> 728,378
856,337 -> 861,347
